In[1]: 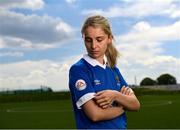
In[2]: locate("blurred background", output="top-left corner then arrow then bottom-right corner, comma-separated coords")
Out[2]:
0,0 -> 180,129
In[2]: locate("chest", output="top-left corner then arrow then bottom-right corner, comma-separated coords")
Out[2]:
88,67 -> 122,92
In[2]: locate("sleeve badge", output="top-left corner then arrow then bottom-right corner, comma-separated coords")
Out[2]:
75,79 -> 86,91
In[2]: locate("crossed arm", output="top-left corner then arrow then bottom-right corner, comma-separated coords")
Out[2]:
82,86 -> 140,122
82,99 -> 124,122
94,86 -> 140,111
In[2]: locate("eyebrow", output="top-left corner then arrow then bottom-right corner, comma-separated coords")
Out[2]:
96,36 -> 105,39
84,36 -> 105,38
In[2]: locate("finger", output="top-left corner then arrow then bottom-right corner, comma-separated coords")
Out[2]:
96,98 -> 106,104
129,88 -> 134,95
99,100 -> 110,107
95,91 -> 105,96
121,86 -> 126,94
120,86 -> 124,93
127,89 -> 131,95
102,105 -> 109,109
124,87 -> 133,95
97,97 -> 110,104
120,86 -> 125,92
124,88 -> 129,95
123,86 -> 127,94
94,94 -> 106,100
97,97 -> 111,106
124,87 -> 130,95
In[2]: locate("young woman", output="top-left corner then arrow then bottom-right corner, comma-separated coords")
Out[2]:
69,15 -> 140,129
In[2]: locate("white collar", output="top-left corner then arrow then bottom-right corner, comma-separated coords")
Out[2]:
83,54 -> 107,69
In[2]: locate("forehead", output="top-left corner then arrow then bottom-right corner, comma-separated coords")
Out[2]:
84,26 -> 107,37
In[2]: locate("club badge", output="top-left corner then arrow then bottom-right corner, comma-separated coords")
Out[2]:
75,79 -> 86,91
115,75 -> 121,86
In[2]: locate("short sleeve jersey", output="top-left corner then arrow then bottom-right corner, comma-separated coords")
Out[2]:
69,54 -> 128,129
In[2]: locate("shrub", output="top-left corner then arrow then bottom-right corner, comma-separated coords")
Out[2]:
157,73 -> 177,85
140,77 -> 157,86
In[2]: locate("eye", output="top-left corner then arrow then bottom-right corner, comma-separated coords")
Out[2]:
96,37 -> 104,42
84,37 -> 92,43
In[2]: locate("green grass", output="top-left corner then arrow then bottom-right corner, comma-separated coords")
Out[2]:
0,100 -> 75,129
0,94 -> 180,129
127,94 -> 180,129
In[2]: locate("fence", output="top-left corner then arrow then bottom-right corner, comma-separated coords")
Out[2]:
136,84 -> 180,90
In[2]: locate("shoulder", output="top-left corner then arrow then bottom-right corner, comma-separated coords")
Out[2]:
113,66 -> 128,86
113,66 -> 124,77
113,66 -> 121,73
69,58 -> 87,74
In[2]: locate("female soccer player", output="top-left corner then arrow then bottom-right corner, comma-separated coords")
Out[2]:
69,15 -> 140,129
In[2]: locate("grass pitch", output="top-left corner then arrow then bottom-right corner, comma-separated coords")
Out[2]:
0,94 -> 180,129
0,100 -> 75,129
127,94 -> 180,129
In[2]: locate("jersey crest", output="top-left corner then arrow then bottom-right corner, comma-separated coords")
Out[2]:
115,75 -> 121,86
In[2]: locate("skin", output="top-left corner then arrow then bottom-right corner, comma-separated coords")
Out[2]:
94,86 -> 140,110
82,26 -> 140,122
83,26 -> 112,64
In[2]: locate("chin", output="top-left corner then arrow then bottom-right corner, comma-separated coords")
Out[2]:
89,54 -> 99,59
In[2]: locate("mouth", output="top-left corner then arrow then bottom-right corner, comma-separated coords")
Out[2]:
90,51 -> 99,54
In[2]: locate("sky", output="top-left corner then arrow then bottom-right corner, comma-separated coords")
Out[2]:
0,0 -> 179,91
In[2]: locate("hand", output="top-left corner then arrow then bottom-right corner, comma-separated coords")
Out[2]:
120,86 -> 134,95
94,90 -> 117,109
118,105 -> 125,112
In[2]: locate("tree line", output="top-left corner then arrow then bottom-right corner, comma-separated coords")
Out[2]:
140,73 -> 177,86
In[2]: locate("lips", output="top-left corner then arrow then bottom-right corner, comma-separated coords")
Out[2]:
90,51 -> 99,54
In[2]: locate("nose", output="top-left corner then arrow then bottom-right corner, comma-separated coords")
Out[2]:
91,40 -> 97,49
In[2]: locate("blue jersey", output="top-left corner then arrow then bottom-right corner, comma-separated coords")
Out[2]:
69,54 -> 128,129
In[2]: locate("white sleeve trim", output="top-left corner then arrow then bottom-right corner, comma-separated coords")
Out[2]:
76,92 -> 95,109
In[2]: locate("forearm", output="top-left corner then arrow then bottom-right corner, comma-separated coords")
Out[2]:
82,99 -> 124,122
114,91 -> 140,111
94,107 -> 124,121
95,106 -> 124,121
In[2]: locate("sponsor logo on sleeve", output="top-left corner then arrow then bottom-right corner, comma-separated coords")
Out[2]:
75,79 -> 86,91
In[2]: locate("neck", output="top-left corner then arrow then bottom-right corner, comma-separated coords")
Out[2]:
97,58 -> 104,65
90,55 -> 104,65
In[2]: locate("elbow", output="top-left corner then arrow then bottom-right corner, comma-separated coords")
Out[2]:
86,108 -> 104,122
134,100 -> 141,111
132,100 -> 141,111
91,116 -> 99,122
127,100 -> 141,111
88,113 -> 101,122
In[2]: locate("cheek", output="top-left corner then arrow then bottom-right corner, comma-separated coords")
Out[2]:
85,43 -> 90,49
104,44 -> 108,51
102,41 -> 108,50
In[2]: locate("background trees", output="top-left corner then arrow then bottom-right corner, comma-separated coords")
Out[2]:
140,77 -> 157,86
140,73 -> 177,86
157,73 -> 177,85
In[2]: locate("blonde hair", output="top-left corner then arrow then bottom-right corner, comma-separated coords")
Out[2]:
81,15 -> 119,68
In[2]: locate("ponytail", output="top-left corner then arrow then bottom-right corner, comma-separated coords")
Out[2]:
105,43 -> 119,68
